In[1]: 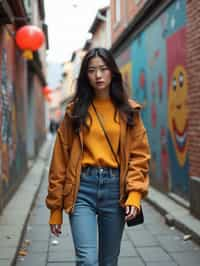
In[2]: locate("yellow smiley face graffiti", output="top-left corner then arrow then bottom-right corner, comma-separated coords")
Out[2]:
168,65 -> 188,166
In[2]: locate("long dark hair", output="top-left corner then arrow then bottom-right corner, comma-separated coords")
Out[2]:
70,47 -> 136,134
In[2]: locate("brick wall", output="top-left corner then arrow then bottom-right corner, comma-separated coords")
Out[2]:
186,0 -> 200,218
186,0 -> 200,178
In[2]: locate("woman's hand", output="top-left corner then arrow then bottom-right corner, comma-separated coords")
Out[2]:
125,205 -> 138,222
50,224 -> 62,237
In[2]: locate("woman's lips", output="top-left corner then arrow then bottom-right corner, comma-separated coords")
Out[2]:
96,81 -> 104,86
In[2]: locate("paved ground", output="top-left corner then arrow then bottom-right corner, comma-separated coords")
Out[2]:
14,165 -> 200,266
0,137 -> 52,266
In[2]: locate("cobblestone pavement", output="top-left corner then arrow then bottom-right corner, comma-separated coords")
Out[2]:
14,170 -> 200,266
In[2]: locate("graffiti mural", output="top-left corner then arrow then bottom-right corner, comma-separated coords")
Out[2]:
0,25 -> 46,212
116,48 -> 132,96
131,33 -> 148,126
166,27 -> 189,196
116,0 -> 189,197
0,27 -> 24,211
0,48 -> 17,184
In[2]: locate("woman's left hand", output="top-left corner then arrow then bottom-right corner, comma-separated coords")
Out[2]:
125,205 -> 138,222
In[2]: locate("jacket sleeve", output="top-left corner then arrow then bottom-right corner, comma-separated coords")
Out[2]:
45,115 -> 70,213
126,111 -> 151,199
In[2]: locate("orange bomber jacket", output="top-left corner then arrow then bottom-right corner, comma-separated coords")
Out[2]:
45,99 -> 151,222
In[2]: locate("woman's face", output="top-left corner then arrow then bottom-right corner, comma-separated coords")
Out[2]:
87,56 -> 112,97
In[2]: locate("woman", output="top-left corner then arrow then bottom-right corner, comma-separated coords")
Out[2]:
46,47 -> 151,266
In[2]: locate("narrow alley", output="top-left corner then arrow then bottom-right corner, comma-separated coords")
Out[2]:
1,1 -> 200,266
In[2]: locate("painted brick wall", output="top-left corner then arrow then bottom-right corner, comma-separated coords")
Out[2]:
111,0 -> 200,216
0,25 -> 28,211
0,24 -> 46,213
115,0 -> 190,199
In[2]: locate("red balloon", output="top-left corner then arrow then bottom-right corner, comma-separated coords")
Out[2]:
16,25 -> 45,51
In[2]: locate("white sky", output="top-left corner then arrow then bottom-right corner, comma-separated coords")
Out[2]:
44,0 -> 110,64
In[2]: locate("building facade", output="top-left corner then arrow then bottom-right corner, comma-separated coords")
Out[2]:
59,49 -> 86,116
111,0 -> 147,43
88,6 -> 111,49
0,0 -> 48,213
110,0 -> 200,218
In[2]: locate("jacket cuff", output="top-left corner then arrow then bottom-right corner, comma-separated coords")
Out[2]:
49,209 -> 63,224
125,191 -> 142,210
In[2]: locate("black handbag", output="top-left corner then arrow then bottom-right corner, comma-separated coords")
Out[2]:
126,206 -> 144,226
92,103 -> 144,227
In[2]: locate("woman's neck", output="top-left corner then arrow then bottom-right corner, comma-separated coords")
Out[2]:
94,91 -> 110,100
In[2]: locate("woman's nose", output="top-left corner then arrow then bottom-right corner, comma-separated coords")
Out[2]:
96,69 -> 102,78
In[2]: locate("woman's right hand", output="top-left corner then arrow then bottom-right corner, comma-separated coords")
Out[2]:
50,224 -> 62,237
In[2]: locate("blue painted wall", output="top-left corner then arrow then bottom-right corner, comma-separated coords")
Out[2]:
116,0 -> 189,198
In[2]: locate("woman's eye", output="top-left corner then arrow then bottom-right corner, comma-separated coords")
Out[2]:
88,69 -> 94,73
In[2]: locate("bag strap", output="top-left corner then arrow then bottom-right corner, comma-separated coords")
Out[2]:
91,102 -> 120,166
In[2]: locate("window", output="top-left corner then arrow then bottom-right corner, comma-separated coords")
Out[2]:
134,0 -> 142,5
115,0 -> 121,23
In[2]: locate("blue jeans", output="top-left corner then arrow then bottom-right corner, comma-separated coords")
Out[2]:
69,166 -> 125,266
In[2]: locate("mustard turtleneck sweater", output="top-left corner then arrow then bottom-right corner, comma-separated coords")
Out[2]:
49,98 -> 141,224
82,97 -> 120,168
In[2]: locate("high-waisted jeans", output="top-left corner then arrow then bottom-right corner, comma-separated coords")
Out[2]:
69,166 -> 125,266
